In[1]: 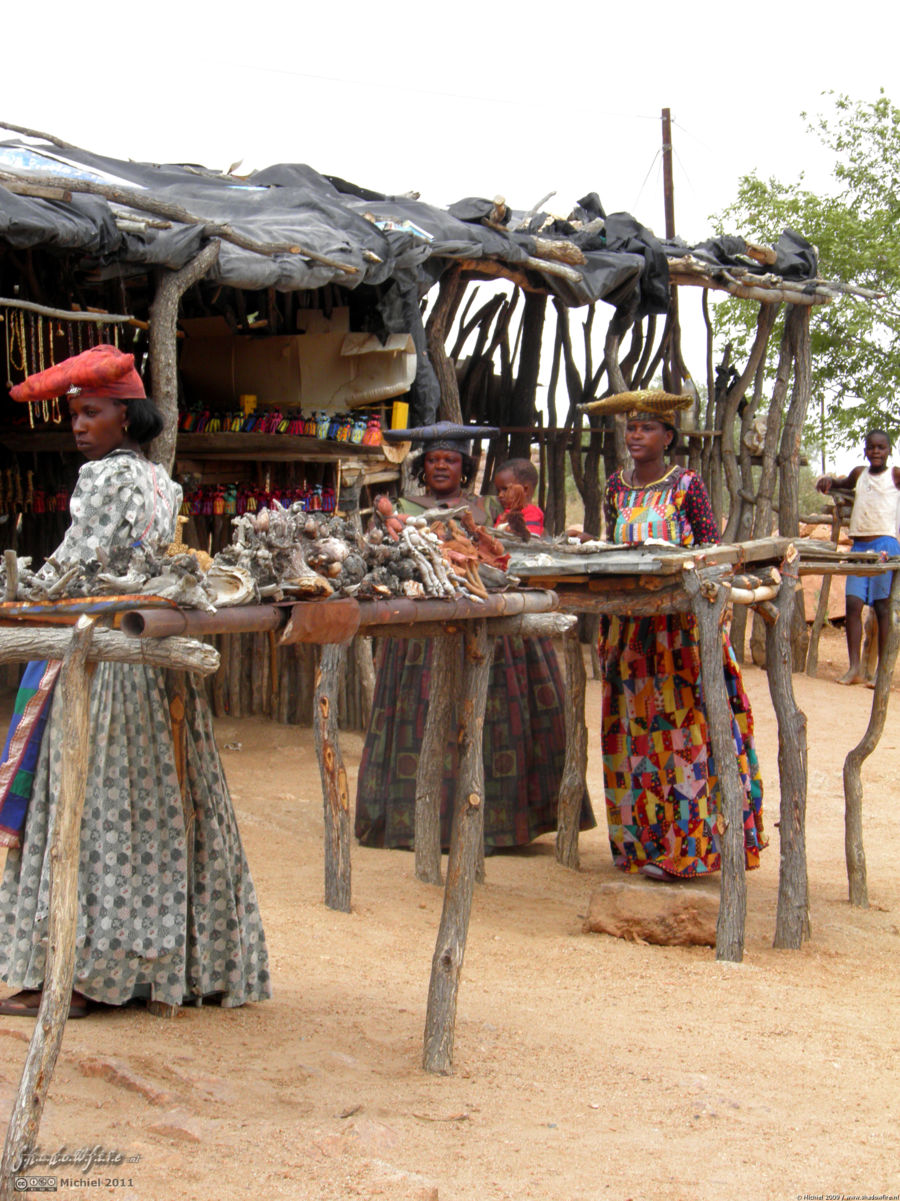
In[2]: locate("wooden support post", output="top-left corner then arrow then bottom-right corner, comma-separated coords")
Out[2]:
425,267 -> 465,424
353,635 -> 376,730
555,621 -> 586,869
683,571 -> 747,962
1,616 -> 95,1198
805,503 -> 844,677
414,633 -> 460,886
3,549 -> 18,602
765,548 -> 811,947
423,620 -> 492,1074
314,644 -> 351,913
148,241 -> 221,474
843,570 -> 900,908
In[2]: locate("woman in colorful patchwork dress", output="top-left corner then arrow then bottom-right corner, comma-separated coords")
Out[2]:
0,345 -> 270,1016
595,392 -> 766,880
355,421 -> 594,851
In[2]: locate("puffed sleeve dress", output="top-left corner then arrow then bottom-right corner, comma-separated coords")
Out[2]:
0,450 -> 270,1008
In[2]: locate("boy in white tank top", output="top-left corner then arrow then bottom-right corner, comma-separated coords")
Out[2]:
817,430 -> 900,684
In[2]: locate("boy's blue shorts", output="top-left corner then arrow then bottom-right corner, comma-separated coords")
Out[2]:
845,535 -> 900,604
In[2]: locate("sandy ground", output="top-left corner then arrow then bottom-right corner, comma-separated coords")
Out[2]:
1,625 -> 899,1201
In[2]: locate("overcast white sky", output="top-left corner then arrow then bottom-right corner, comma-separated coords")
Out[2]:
3,0 -> 897,467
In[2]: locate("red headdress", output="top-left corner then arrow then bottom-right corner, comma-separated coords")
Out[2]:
9,344 -> 146,404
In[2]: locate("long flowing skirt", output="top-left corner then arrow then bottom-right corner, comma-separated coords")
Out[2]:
0,662 -> 270,1008
600,613 -> 766,877
355,635 -> 594,849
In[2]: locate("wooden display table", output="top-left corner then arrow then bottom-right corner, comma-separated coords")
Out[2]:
0,585 -> 559,1176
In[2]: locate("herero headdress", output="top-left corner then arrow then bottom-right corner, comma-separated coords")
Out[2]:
382,420 -> 499,456
9,344 -> 146,404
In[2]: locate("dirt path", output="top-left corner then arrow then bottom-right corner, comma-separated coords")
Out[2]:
2,627 -> 898,1201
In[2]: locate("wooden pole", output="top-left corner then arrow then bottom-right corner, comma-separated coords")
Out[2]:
353,636 -> 376,730
1,616 -> 95,1198
423,620 -> 492,1074
555,621 -> 586,869
414,634 -> 460,886
721,303 -> 779,542
682,570 -> 747,962
661,108 -> 676,241
843,570 -> 900,907
425,267 -> 465,424
764,547 -> 811,947
0,627 -> 219,675
660,107 -> 683,396
148,241 -> 221,474
805,501 -> 847,677
314,644 -> 352,912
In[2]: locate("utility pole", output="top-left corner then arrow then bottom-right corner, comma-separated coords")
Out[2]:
661,107 -> 676,241
661,107 -> 683,397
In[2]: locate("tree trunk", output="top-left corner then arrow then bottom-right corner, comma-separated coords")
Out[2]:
423,621 -> 492,1074
764,549 -> 811,947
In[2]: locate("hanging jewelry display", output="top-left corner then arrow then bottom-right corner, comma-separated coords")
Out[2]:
2,309 -> 12,387
27,312 -> 37,377
35,315 -> 50,423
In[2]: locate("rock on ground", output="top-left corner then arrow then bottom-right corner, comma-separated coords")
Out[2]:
582,879 -> 719,946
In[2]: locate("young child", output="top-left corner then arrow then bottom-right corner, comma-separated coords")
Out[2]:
493,458 -> 544,538
817,429 -> 900,685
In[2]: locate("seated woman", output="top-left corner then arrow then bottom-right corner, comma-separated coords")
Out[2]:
0,345 -> 270,1016
592,391 -> 767,880
354,421 -> 593,851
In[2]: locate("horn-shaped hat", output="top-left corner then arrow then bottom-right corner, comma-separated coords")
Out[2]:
383,420 -> 499,455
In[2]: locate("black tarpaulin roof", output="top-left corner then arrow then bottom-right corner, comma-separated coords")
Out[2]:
0,136 -> 823,423
0,137 -> 818,310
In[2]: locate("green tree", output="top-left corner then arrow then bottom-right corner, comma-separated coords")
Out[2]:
712,91 -> 900,451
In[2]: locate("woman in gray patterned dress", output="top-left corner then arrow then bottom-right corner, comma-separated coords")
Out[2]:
0,346 -> 270,1015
